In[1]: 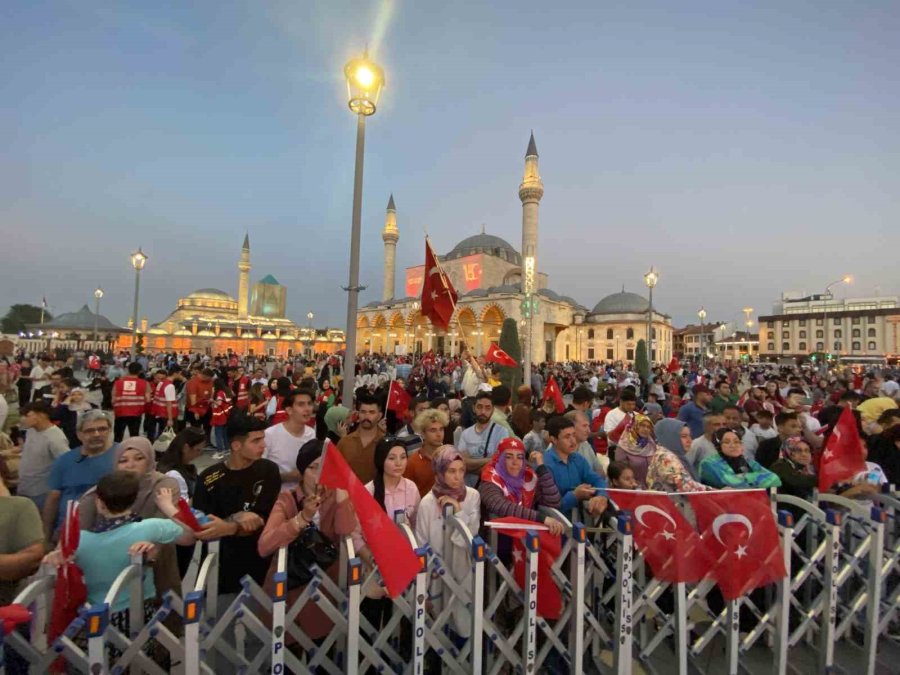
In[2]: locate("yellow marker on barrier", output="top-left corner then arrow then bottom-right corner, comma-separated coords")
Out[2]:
90,616 -> 100,634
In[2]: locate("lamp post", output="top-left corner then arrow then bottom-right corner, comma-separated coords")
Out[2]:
93,287 -> 104,347
341,51 -> 385,408
822,275 -> 852,355
129,248 -> 147,361
307,311 -> 315,358
697,307 -> 707,368
643,266 -> 658,363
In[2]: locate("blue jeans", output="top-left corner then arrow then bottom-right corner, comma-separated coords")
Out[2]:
212,426 -> 228,452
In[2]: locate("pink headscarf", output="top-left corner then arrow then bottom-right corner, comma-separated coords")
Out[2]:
430,445 -> 467,503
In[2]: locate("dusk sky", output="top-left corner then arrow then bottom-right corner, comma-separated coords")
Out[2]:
2,1 -> 898,331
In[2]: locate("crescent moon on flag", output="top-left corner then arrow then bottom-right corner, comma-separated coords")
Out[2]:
428,266 -> 441,277
634,505 -> 677,530
712,513 -> 753,546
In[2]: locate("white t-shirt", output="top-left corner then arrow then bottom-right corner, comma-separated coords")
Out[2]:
263,423 -> 315,491
588,376 -> 599,393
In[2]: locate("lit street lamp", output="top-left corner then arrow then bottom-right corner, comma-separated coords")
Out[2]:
129,248 -> 147,361
307,311 -> 315,357
697,307 -> 707,367
93,287 -> 104,347
823,275 -> 852,355
643,267 -> 658,363
341,51 -> 385,407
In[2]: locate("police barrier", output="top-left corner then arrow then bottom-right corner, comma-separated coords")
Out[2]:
4,489 -> 899,674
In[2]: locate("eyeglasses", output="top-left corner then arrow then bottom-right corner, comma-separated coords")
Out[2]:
82,427 -> 110,435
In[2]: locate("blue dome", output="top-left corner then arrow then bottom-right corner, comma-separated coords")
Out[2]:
590,291 -> 649,315
446,233 -> 520,265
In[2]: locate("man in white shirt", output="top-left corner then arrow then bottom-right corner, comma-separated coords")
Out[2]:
263,388 -> 315,491
588,372 -> 599,394
603,389 -> 637,450
29,357 -> 54,401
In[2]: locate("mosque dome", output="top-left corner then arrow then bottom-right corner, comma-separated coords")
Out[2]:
178,288 -> 238,313
445,232 -> 521,265
186,288 -> 236,301
590,290 -> 649,315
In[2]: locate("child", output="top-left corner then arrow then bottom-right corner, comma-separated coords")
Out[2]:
750,410 -> 778,442
523,410 -> 548,458
44,471 -> 196,629
607,461 -> 638,490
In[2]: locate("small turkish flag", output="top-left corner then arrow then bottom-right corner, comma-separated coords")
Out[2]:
176,498 -> 204,532
386,380 -> 411,415
688,490 -> 786,600
319,442 -> 420,598
485,343 -> 518,367
607,490 -> 712,584
491,517 -> 562,619
542,376 -> 565,414
420,238 -> 458,330
818,406 -> 867,492
49,501 -> 87,672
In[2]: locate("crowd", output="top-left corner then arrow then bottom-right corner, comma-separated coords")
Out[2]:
1,345 -> 898,667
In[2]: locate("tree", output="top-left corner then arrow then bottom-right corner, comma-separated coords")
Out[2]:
497,318 -> 523,395
635,339 -> 650,382
1,304 -> 52,334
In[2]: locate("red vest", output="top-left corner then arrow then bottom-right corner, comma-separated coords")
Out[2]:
234,376 -> 250,409
88,355 -> 100,370
151,379 -> 175,419
271,395 -> 288,425
211,390 -> 233,426
113,376 -> 148,417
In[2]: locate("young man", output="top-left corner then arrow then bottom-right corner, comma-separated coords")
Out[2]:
147,368 -> 177,441
405,408 -> 449,496
230,366 -> 251,412
112,362 -> 150,442
523,409 -> 548,457
193,415 -> 281,600
43,410 -> 116,539
185,368 -> 215,434
755,411 -> 804,469
708,381 -> 738,414
688,412 -> 725,469
722,404 -> 758,462
543,416 -> 608,516
337,392 -> 385,483
457,391 -> 509,486
603,388 -> 637,450
0,474 -> 44,606
397,397 -> 429,438
263,388 -> 316,491
677,385 -> 713,439
490,385 -> 517,438
17,401 -> 71,511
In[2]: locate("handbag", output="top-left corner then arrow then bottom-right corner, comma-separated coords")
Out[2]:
286,494 -> 338,589
152,427 -> 176,454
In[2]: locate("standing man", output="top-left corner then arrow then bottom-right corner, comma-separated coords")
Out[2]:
17,401 -> 70,511
42,410 -> 115,539
688,412 -> 725,469
186,368 -> 215,435
459,350 -> 486,428
230,366 -> 251,413
405,408 -> 448,496
112,362 -> 150,442
708,381 -> 738,414
337,392 -> 385,484
677,385 -> 713,439
0,474 -> 44,607
603,388 -> 637,451
263,388 -> 316,491
490,385 -> 517,438
458,391 -> 509,486
564,410 -> 605,475
542,416 -> 608,517
147,369 -> 177,441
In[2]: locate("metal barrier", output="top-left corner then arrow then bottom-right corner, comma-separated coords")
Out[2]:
4,489 -> 899,675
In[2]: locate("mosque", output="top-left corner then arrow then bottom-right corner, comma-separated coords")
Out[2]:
118,235 -> 345,357
356,133 -> 674,365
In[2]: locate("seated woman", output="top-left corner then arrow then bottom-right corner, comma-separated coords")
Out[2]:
478,437 -> 563,534
647,418 -> 713,493
698,428 -> 781,489
258,439 -> 356,648
415,446 -> 481,642
614,414 -> 657,488
770,436 -> 817,501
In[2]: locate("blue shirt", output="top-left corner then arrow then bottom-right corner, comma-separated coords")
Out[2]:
46,446 -> 117,531
458,422 -> 509,487
543,446 -> 607,512
77,518 -> 182,611
676,401 -> 707,439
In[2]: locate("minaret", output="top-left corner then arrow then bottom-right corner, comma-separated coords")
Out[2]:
519,132 -> 544,374
238,233 -> 251,318
382,194 -> 399,301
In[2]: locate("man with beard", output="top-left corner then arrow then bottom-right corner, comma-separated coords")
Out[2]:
458,392 -> 509,486
337,392 -> 385,483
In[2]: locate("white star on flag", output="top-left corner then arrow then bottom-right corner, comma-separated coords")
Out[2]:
735,544 -> 748,559
512,548 -> 524,564
660,530 -> 676,541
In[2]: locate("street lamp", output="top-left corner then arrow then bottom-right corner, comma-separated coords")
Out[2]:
93,287 -> 104,346
129,248 -> 147,361
643,266 -> 658,363
823,275 -> 852,355
307,311 -> 315,358
697,307 -> 707,367
341,50 -> 385,408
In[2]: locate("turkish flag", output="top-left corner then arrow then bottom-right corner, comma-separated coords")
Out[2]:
386,379 -> 411,415
176,497 -> 204,532
489,517 -> 562,619
666,357 -> 680,373
485,343 -> 518,367
542,377 -> 565,414
606,490 -> 712,584
818,406 -> 867,492
688,490 -> 786,600
319,442 -> 420,598
420,238 -> 458,330
49,502 -> 87,672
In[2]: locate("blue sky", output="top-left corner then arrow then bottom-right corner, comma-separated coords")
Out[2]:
1,0 -> 898,330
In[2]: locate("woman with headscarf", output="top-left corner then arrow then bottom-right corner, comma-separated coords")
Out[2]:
769,436 -> 817,501
258,439 -> 356,644
613,414 -> 657,489
78,437 -> 182,598
414,445 -> 481,640
478,437 -> 563,534
647,418 -> 713,493
698,428 -> 781,489
323,405 -> 351,444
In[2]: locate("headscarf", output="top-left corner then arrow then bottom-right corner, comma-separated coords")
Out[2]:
114,437 -> 156,474
430,445 -> 467,503
324,405 -> 350,435
295,438 -> 324,476
780,435 -> 814,475
481,437 -> 536,503
654,418 -> 699,480
617,414 -> 657,457
712,428 -> 750,474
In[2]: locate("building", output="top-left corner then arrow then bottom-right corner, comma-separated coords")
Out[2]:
21,305 -> 131,353
673,323 -> 719,361
356,134 -> 673,364
117,235 -> 345,357
758,292 -> 900,363
713,331 -> 760,364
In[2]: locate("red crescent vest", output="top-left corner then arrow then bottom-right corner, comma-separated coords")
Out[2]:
234,376 -> 250,410
271,395 -> 288,425
150,379 -> 175,419
210,390 -> 233,426
113,376 -> 148,417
